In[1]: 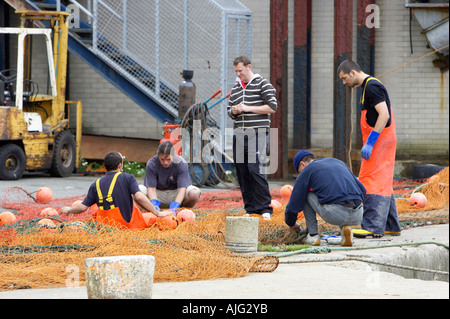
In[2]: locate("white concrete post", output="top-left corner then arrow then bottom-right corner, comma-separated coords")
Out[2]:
84,255 -> 156,299
225,216 -> 259,253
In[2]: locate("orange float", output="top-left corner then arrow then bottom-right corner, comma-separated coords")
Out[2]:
40,207 -> 59,217
280,184 -> 293,198
409,192 -> 427,208
0,212 -> 17,227
177,209 -> 196,224
89,203 -> 99,216
36,187 -> 53,204
71,200 -> 83,207
270,199 -> 282,208
156,214 -> 178,231
37,218 -> 56,227
142,212 -> 158,227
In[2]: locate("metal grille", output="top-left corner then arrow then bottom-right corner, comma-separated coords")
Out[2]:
84,0 -> 252,126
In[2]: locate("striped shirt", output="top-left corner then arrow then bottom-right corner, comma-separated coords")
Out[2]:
227,74 -> 277,129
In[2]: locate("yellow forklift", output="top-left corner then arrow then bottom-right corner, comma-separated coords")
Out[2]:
0,11 -> 82,180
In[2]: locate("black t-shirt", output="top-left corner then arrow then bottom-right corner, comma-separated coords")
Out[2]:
83,171 -> 140,223
360,77 -> 392,128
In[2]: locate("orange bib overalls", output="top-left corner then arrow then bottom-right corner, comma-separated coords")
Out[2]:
358,77 -> 401,235
359,77 -> 396,196
93,172 -> 147,230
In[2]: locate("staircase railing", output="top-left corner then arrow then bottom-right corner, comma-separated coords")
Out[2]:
58,0 -> 178,116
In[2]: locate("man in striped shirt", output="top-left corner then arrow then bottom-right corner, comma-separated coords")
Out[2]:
228,55 -> 278,220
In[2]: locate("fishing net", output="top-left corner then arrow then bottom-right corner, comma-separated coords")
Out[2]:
0,167 -> 448,291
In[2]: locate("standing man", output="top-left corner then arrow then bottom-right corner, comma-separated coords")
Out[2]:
143,141 -> 201,214
337,60 -> 401,238
228,55 -> 278,220
285,150 -> 365,247
61,151 -> 172,230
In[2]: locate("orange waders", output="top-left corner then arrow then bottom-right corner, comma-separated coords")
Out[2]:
93,172 -> 147,230
359,78 -> 401,235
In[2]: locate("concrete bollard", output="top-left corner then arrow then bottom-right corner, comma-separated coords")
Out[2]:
225,216 -> 259,253
84,255 -> 155,299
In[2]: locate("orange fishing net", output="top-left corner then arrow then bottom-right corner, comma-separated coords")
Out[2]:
0,167 -> 448,291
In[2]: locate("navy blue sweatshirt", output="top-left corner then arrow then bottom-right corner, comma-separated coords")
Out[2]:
285,158 -> 366,227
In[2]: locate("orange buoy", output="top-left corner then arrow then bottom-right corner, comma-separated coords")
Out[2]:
89,203 -> 99,216
177,209 -> 196,224
280,184 -> 293,198
156,214 -> 178,231
71,200 -> 83,207
37,218 -> 58,233
37,218 -> 55,227
409,192 -> 427,208
270,199 -> 282,208
142,212 -> 158,227
0,211 -> 17,227
36,187 -> 53,204
40,207 -> 59,217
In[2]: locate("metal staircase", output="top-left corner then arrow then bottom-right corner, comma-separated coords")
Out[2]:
6,0 -> 178,123
5,0 -> 253,129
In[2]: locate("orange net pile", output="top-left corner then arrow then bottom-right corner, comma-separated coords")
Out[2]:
394,167 -> 449,224
0,168 -> 447,291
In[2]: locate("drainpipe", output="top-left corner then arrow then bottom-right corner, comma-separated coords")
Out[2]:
270,0 -> 289,179
356,0 -> 376,150
293,0 -> 312,150
333,0 -> 353,169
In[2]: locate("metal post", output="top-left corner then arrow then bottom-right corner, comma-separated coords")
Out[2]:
333,0 -> 353,168
356,0 -> 376,150
293,0 -> 312,149
123,0 -> 127,53
155,0 -> 160,98
184,0 -> 188,70
270,0 -> 289,179
0,0 -> 6,71
93,0 -> 97,52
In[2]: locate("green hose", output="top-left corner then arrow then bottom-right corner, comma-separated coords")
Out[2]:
266,241 -> 449,258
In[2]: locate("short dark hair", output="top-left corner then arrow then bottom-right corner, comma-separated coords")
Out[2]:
104,151 -> 123,171
158,141 -> 174,156
337,60 -> 362,75
233,55 -> 251,66
301,154 -> 316,164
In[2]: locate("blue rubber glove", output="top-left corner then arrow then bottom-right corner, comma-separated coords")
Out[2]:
169,201 -> 181,215
150,199 -> 161,212
361,130 -> 380,160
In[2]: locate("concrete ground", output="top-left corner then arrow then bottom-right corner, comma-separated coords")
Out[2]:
0,173 -> 448,299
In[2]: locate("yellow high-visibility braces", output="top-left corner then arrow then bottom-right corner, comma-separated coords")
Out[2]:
96,172 -> 122,210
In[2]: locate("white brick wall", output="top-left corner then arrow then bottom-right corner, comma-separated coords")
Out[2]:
374,0 -> 448,159
68,53 -> 165,140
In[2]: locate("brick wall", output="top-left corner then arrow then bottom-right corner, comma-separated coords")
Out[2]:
68,54 -> 165,139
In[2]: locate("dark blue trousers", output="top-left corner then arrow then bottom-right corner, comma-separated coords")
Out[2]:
361,194 -> 401,234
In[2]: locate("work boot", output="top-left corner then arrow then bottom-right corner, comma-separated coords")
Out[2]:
304,234 -> 321,246
340,225 -> 353,247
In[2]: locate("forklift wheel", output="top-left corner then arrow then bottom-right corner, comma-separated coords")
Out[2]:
50,131 -> 77,177
0,144 -> 26,180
